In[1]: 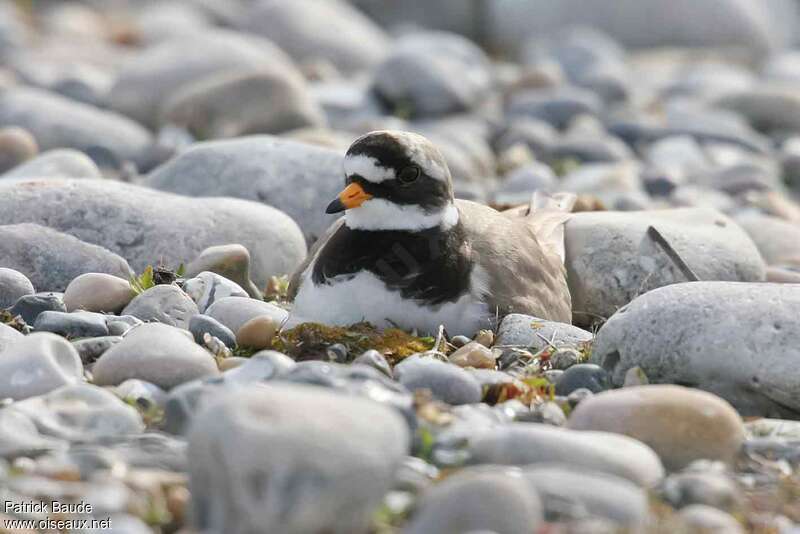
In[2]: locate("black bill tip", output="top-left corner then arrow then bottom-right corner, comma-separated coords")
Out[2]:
325,197 -> 346,214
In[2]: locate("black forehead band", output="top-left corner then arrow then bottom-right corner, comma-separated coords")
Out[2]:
346,134 -> 414,173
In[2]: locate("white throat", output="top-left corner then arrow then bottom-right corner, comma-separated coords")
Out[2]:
344,200 -> 459,231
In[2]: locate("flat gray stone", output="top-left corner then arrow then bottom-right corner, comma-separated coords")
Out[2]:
0,179 -> 306,289
122,284 -> 199,329
205,296 -> 288,333
495,313 -> 593,351
0,333 -> 83,400
2,149 -> 101,179
394,356 -> 482,405
591,282 -> 800,418
0,223 -> 133,292
188,383 -> 409,534
34,310 -> 109,338
145,135 -> 344,243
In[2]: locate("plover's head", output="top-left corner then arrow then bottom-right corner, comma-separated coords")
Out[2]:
326,130 -> 458,231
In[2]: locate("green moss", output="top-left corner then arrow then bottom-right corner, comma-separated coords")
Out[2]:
273,322 -> 434,363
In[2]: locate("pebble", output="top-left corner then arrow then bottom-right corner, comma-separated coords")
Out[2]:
33,310 -> 108,338
92,323 -> 219,389
554,363 -> 610,396
522,465 -> 649,530
567,385 -> 745,471
63,273 -> 133,313
506,86 -> 601,129
404,467 -> 543,534
121,284 -> 199,329
394,355 -> 482,405
0,407 -> 66,458
184,245 -> 261,299
0,267 -> 34,309
565,208 -> 766,326
2,148 -> 101,179
235,315 -> 279,350
0,333 -> 83,400
0,126 -> 37,173
736,213 -> 800,266
182,271 -> 248,314
9,384 -> 143,441
0,223 -> 133,292
113,379 -> 168,410
495,313 -> 592,351
8,292 -> 66,324
591,282 -> 800,416
205,297 -> 287,334
188,314 -> 236,349
448,341 -> 497,369
679,504 -> 744,533
187,384 -> 408,533
0,179 -> 306,290
352,349 -> 392,378
467,422 -> 664,487
662,465 -> 743,511
71,336 -> 122,364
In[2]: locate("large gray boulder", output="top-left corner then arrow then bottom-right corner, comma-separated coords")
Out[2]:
235,0 -> 390,74
145,136 -> 343,242
0,223 -> 132,292
591,282 -> 800,418
0,179 -> 306,288
188,384 -> 409,534
565,208 -> 766,326
109,30 -> 297,129
0,87 -> 152,164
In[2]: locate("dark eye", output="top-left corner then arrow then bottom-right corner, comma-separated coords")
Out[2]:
397,166 -> 420,184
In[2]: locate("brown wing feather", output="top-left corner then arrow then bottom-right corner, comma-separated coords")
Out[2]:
287,217 -> 345,301
456,199 -> 572,323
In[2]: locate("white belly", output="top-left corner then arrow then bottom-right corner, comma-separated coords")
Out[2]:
287,270 -> 491,336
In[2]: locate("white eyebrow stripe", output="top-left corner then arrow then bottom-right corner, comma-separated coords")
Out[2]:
343,154 -> 396,183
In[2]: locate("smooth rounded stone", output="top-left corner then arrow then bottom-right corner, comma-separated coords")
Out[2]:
0,127 -> 37,173
0,87 -> 152,165
547,134 -> 632,164
162,68 -> 325,139
109,30 -> 296,129
523,27 -> 624,82
189,314 -> 235,348
494,118 -> 558,157
645,135 -> 708,174
106,315 -> 143,337
373,31 -> 491,117
135,1 -> 213,44
565,208 -> 766,326
591,282 -> 800,417
736,213 -> 800,266
0,332 -> 82,400
93,323 -> 219,389
550,348 -> 581,370
10,384 -> 143,441
495,314 -> 593,352
559,161 -> 644,208
206,297 -> 288,334
554,364 -> 610,396
662,468 -> 743,511
0,323 -> 22,353
63,273 -> 133,314
185,244 -> 261,299
71,336 -> 122,365
493,162 -> 558,204
680,505 -> 744,533
222,351 -> 296,385
714,86 -> 800,134
2,149 -> 100,179
506,87 -> 601,129
182,271 -> 248,314
34,310 -> 108,338
394,356 -> 482,405
448,342 -> 496,369
121,285 -> 198,329
352,350 -> 392,378
235,316 -> 279,350
114,379 -> 168,410
568,385 -> 745,471
468,423 -> 664,487
404,467 -> 543,534
0,223 -> 133,292
235,0 -> 389,74
521,465 -> 648,530
0,267 -> 34,309
8,292 -> 65,325
164,379 -> 213,435
145,135 -> 344,243
188,384 -> 409,534
0,408 -> 67,458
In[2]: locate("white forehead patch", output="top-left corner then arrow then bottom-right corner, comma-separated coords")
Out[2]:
388,131 -> 449,182
343,154 -> 395,183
